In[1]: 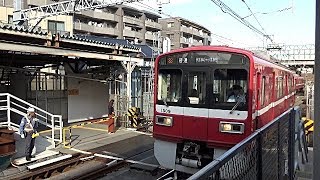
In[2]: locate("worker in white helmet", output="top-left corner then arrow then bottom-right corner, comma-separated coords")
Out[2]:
19,107 -> 39,161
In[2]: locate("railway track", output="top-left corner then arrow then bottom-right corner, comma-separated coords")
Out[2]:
5,132 -> 170,180
6,149 -> 160,180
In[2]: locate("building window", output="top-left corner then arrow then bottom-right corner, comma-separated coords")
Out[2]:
8,15 -> 13,24
167,22 -> 174,28
167,34 -> 174,40
48,21 -> 65,34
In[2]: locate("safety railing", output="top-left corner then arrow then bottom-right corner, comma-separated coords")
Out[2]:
188,107 -> 304,180
0,93 -> 63,147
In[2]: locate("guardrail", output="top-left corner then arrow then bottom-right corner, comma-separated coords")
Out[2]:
188,107 -> 305,180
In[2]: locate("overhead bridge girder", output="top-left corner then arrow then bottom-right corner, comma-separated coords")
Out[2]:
248,44 -> 315,66
14,0 -> 143,23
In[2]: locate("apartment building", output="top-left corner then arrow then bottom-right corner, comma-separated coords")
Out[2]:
159,17 -> 212,50
73,5 -> 162,46
0,0 -> 73,35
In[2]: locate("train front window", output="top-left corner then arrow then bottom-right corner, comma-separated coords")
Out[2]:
187,71 -> 206,105
157,69 -> 182,104
212,69 -> 248,110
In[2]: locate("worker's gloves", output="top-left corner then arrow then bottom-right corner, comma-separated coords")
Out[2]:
21,133 -> 25,139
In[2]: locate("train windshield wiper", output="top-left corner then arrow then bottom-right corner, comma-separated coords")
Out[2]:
162,98 -> 168,107
229,96 -> 245,114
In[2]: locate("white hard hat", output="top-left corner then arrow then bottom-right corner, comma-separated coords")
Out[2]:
27,107 -> 35,113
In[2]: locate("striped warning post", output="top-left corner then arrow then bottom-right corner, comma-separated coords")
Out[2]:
302,117 -> 314,135
128,107 -> 139,128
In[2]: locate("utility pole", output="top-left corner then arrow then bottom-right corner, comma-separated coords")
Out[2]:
314,0 -> 320,179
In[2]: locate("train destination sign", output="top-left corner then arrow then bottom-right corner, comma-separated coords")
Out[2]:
159,51 -> 248,65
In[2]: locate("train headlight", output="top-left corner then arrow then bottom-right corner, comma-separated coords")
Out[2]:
219,122 -> 244,134
156,116 -> 173,127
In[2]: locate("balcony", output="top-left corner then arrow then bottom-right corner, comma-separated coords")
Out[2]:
180,37 -> 189,44
180,37 -> 204,46
123,16 -> 144,27
192,29 -> 201,37
192,41 -> 204,46
145,33 -> 157,40
181,26 -> 193,34
76,10 -> 119,22
123,29 -> 143,39
145,20 -> 162,30
74,22 -> 117,36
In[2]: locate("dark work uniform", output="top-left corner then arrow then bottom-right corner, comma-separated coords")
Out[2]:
108,104 -> 114,115
19,116 -> 38,158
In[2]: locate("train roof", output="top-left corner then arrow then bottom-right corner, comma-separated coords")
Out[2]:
159,46 -> 294,73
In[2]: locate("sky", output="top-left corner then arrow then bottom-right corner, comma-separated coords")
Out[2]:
129,0 -> 315,48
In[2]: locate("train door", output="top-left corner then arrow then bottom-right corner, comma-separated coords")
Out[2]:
182,67 -> 209,141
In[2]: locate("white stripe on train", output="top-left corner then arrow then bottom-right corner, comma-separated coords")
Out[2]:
156,92 -> 295,120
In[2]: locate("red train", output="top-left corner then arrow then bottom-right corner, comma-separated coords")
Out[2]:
153,46 -> 298,173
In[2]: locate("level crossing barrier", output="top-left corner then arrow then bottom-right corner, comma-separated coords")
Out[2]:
302,117 -> 314,135
63,117 -> 111,148
188,107 -> 307,180
301,117 -> 314,146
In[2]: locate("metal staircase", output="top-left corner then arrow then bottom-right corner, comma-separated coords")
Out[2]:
0,93 -> 63,147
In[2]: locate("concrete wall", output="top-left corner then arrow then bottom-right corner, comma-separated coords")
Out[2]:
9,72 -> 28,100
8,72 -> 29,125
0,6 -> 13,23
0,0 -> 14,7
159,18 -> 181,49
67,77 -> 109,123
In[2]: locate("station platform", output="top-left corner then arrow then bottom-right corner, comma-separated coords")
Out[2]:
0,124 -> 158,179
296,147 -> 313,180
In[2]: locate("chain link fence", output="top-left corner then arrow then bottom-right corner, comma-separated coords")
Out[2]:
188,108 -> 299,180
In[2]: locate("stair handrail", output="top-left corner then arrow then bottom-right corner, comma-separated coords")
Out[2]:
0,93 -> 63,147
3,93 -> 54,116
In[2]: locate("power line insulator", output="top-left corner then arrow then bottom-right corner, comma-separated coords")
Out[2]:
158,5 -> 162,14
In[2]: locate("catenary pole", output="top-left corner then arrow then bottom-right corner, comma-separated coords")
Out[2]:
314,0 -> 320,179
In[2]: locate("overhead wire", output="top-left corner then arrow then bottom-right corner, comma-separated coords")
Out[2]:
209,0 -> 274,43
241,6 -> 293,19
241,0 -> 266,34
211,33 -> 254,47
137,1 -> 249,47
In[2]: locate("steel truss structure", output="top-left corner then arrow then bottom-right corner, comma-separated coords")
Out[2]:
14,0 -> 143,22
248,44 -> 315,66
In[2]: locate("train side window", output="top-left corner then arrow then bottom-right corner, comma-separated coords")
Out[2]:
292,77 -> 295,92
261,76 -> 266,106
186,72 -> 206,105
288,76 -> 292,93
277,77 -> 283,99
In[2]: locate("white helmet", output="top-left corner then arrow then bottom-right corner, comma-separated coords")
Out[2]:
27,107 -> 35,113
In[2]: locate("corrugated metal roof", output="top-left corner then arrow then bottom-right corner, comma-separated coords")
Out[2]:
59,34 -> 117,47
0,24 -> 145,53
0,24 -> 48,35
73,34 -> 140,50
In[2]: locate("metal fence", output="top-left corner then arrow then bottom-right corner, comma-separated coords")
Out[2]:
188,108 -> 298,180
